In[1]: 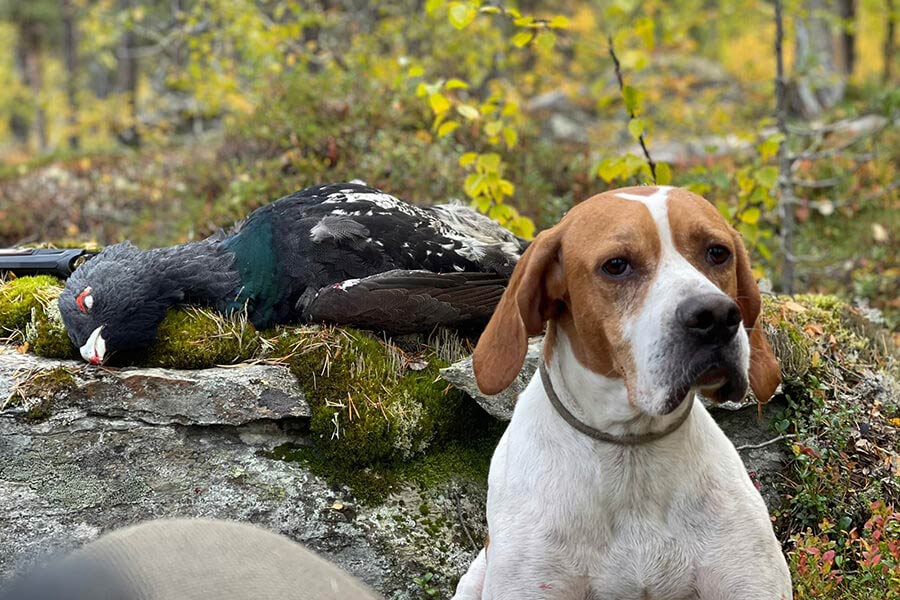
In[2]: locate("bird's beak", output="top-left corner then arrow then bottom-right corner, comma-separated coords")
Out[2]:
79,326 -> 106,365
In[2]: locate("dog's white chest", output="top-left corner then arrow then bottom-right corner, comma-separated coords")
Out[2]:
585,520 -> 699,600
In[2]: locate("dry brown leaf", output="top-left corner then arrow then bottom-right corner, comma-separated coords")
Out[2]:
803,323 -> 825,336
783,301 -> 807,313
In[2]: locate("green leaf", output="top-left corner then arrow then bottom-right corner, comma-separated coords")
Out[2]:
633,17 -> 655,49
622,85 -> 642,115
536,31 -> 556,51
754,166 -> 779,189
456,104 -> 480,120
479,6 -> 501,14
425,0 -> 445,15
502,127 -> 518,148
549,15 -> 570,29
655,162 -> 672,185
715,200 -> 732,219
407,65 -> 424,78
511,216 -> 535,239
415,83 -> 428,97
490,203 -> 514,220
623,153 -> 646,178
428,92 -> 451,114
477,153 -> 501,172
597,157 -> 624,183
448,2 -> 476,29
741,207 -> 761,225
459,152 -> 478,167
484,120 -> 503,137
445,78 -> 469,90
471,196 -> 491,213
512,31 -> 533,47
464,173 -> 486,198
437,121 -> 460,137
757,134 -> 783,162
627,117 -> 644,140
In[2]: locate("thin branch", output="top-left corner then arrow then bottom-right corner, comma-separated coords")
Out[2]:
790,123 -> 888,160
453,489 -> 480,552
789,177 -> 842,188
608,35 -> 657,183
859,179 -> 900,202
736,434 -> 796,452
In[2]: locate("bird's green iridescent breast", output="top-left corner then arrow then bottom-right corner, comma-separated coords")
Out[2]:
221,217 -> 281,327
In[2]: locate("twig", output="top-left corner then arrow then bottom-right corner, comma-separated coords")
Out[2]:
789,177 -> 842,188
736,434 -> 796,452
454,489 -> 480,552
790,124 -> 887,160
608,35 -> 657,183
859,179 -> 900,202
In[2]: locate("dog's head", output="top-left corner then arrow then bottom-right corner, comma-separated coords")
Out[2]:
473,186 -> 781,416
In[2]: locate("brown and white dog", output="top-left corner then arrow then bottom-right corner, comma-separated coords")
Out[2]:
452,186 -> 791,599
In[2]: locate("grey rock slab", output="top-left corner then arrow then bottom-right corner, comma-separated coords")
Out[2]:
0,346 -> 481,598
440,337 -> 543,420
0,408 -> 470,597
0,346 -> 309,426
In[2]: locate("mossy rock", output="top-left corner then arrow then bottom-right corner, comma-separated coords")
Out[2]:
5,366 -> 78,421
273,326 -> 471,468
0,276 -> 63,338
145,307 -> 260,369
761,294 -> 895,395
25,290 -> 78,360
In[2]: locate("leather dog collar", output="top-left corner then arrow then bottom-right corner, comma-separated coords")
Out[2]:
539,361 -> 694,446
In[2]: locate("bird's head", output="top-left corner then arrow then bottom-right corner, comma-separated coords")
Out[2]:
59,242 -> 183,364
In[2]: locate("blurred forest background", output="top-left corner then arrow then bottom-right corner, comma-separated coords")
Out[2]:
0,2 -> 898,597
0,0 -> 896,332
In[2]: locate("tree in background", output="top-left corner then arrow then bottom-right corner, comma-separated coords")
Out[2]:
0,0 -> 62,153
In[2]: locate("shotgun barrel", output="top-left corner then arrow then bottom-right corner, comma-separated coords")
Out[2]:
0,248 -> 95,278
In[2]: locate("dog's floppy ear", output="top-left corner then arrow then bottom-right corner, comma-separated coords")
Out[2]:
731,230 -> 781,403
473,226 -> 565,395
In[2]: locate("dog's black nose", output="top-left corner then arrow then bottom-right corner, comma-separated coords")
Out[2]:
676,293 -> 742,344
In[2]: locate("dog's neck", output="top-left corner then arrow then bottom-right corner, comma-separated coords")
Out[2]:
544,324 -> 694,439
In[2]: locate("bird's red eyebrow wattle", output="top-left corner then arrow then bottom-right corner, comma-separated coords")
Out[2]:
76,287 -> 91,312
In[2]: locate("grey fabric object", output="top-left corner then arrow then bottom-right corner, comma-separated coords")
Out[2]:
2,519 -> 381,600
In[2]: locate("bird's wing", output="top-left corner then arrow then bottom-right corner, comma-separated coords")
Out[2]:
303,269 -> 508,334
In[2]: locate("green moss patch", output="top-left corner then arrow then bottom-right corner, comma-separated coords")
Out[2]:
145,307 -> 260,369
0,276 -> 63,340
264,325 -> 497,503
25,288 -> 78,359
270,421 -> 502,505
273,326 -> 473,466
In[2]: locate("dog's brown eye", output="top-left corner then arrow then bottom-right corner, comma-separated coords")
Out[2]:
706,245 -> 731,266
601,258 -> 632,278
